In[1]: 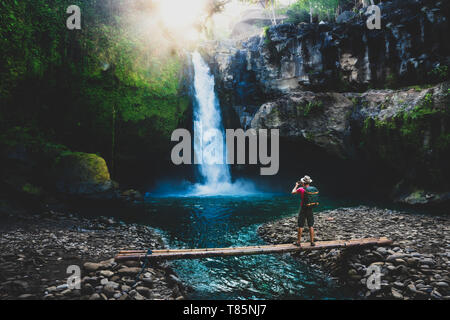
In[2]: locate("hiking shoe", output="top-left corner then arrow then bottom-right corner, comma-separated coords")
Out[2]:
310,242 -> 316,247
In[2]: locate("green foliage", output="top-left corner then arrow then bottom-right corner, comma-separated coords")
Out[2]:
304,100 -> 324,116
403,94 -> 437,121
304,131 -> 316,141
0,0 -> 189,180
284,4 -> 311,24
263,26 -> 271,45
360,93 -> 450,186
427,65 -> 449,82
297,100 -> 324,116
364,93 -> 440,145
408,84 -> 434,92
282,0 -> 352,24
385,72 -> 398,89
22,183 -> 43,196
436,133 -> 450,152
0,126 -> 69,156
336,71 -> 354,92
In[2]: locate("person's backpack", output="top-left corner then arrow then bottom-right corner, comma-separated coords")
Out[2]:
303,186 -> 320,207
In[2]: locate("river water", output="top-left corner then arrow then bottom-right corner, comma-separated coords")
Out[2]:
142,194 -> 357,300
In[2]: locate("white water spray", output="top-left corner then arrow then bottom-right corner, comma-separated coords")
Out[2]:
192,51 -> 231,185
189,52 -> 256,196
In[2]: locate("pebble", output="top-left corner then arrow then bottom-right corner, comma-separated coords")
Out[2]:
435,282 -> 449,288
56,284 -> 68,291
258,206 -> 450,300
0,208 -> 184,300
84,263 -> 103,272
117,267 -> 142,276
103,284 -> 116,298
391,288 -> 403,299
99,270 -> 114,278
89,293 -> 101,300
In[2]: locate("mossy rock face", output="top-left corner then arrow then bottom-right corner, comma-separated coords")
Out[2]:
53,152 -> 114,196
22,183 -> 43,196
393,187 -> 450,206
356,82 -> 450,189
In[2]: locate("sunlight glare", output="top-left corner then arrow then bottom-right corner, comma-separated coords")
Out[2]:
157,0 -> 208,41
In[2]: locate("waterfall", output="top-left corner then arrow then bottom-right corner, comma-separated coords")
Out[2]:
151,52 -> 262,197
191,51 -> 232,194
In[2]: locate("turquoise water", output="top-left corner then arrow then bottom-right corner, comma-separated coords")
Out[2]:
141,194 -> 358,300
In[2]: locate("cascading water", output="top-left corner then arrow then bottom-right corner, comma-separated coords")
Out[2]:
192,52 -> 231,185
188,52 -> 258,196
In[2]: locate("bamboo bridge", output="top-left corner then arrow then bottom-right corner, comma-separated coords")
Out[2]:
115,237 -> 392,262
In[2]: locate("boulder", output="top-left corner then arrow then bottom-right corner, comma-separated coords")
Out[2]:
120,189 -> 144,202
393,188 -> 450,207
53,152 -> 117,198
117,267 -> 142,276
250,91 -> 354,159
83,262 -> 104,273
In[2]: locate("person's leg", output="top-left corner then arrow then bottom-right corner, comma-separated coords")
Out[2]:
297,227 -> 303,245
296,210 -> 306,246
306,207 -> 315,245
309,227 -> 315,245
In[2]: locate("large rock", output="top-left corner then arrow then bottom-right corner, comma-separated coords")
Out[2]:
0,128 -> 122,203
400,190 -> 450,206
392,185 -> 450,206
353,82 -> 450,195
53,152 -> 116,198
250,91 -> 354,159
241,81 -> 449,201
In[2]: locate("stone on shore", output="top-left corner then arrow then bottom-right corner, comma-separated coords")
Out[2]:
258,206 -> 449,300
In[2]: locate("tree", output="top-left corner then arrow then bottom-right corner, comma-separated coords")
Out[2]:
284,0 -> 355,24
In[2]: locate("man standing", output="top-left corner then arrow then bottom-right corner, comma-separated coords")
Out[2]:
291,175 -> 319,247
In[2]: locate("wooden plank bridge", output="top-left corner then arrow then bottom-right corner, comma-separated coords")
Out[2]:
115,237 -> 392,262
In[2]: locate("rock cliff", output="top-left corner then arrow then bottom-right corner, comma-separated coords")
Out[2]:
200,0 -> 450,205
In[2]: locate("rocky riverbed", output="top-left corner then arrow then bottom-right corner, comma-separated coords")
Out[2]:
0,208 -> 186,300
258,206 -> 450,300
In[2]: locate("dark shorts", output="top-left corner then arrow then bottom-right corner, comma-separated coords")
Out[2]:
297,206 -> 314,228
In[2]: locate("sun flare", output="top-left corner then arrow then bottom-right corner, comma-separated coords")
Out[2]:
156,0 -> 209,41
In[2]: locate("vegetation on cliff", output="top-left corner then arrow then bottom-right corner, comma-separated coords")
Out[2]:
0,0 -> 190,183
359,85 -> 450,192
283,0 -> 356,24
0,126 -> 116,201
